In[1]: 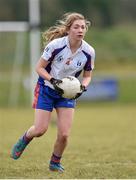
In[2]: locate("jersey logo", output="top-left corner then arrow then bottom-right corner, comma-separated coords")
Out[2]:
65,58 -> 72,65
77,61 -> 82,66
56,55 -> 63,62
45,47 -> 50,52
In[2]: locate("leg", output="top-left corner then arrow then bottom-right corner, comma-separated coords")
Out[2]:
11,109 -> 51,159
54,108 -> 74,156
26,109 -> 51,138
49,108 -> 74,172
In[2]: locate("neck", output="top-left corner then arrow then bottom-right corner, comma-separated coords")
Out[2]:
68,37 -> 82,53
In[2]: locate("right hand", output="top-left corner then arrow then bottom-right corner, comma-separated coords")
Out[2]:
50,78 -> 64,96
71,85 -> 87,100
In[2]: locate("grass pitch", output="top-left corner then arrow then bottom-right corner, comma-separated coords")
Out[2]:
1,103 -> 136,179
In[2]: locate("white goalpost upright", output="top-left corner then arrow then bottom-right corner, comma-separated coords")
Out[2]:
0,0 -> 41,106
29,0 -> 41,102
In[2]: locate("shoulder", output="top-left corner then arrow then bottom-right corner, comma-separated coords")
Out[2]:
46,36 -> 67,49
42,36 -> 67,60
82,40 -> 95,57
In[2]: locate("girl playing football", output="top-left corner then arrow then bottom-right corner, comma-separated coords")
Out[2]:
11,12 -> 95,172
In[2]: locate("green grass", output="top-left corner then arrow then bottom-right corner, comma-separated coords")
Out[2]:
1,26 -> 136,178
0,25 -> 136,70
1,103 -> 136,178
85,25 -> 136,66
1,25 -> 136,107
1,66 -> 136,107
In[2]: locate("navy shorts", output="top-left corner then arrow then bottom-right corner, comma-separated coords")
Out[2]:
32,83 -> 76,112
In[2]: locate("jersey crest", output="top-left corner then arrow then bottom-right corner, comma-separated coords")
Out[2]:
56,55 -> 63,62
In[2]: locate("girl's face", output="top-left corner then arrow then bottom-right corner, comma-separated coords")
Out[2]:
68,19 -> 87,41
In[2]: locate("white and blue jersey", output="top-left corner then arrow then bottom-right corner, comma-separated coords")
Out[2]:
33,36 -> 95,111
38,36 -> 95,89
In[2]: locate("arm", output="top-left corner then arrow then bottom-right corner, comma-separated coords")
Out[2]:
35,57 -> 52,81
36,57 -> 63,95
81,70 -> 92,88
72,70 -> 92,100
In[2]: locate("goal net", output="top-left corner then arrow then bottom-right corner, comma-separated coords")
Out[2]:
0,0 -> 41,107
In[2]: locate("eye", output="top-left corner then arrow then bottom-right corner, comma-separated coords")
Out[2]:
74,26 -> 79,29
81,25 -> 85,29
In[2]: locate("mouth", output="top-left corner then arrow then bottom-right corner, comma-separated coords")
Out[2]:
77,35 -> 83,38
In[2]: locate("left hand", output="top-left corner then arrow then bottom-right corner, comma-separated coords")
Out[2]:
72,85 -> 87,100
50,78 -> 64,96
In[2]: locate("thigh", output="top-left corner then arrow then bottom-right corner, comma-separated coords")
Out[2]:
56,108 -> 75,136
34,109 -> 52,130
33,84 -> 54,112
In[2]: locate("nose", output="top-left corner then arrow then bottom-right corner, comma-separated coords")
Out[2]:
79,26 -> 83,31
78,27 -> 83,33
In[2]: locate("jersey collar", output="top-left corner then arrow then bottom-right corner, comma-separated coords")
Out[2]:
65,36 -> 83,52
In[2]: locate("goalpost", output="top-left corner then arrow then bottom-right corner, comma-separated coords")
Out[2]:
0,0 -> 41,106
29,0 -> 41,103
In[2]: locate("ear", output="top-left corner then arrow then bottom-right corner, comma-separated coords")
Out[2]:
67,30 -> 69,34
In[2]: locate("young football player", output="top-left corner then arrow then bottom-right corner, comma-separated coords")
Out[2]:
11,12 -> 95,172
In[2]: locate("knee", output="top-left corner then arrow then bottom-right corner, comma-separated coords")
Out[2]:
58,133 -> 69,144
34,127 -> 48,137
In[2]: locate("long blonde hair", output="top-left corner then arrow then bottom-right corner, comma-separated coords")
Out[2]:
42,12 -> 91,45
